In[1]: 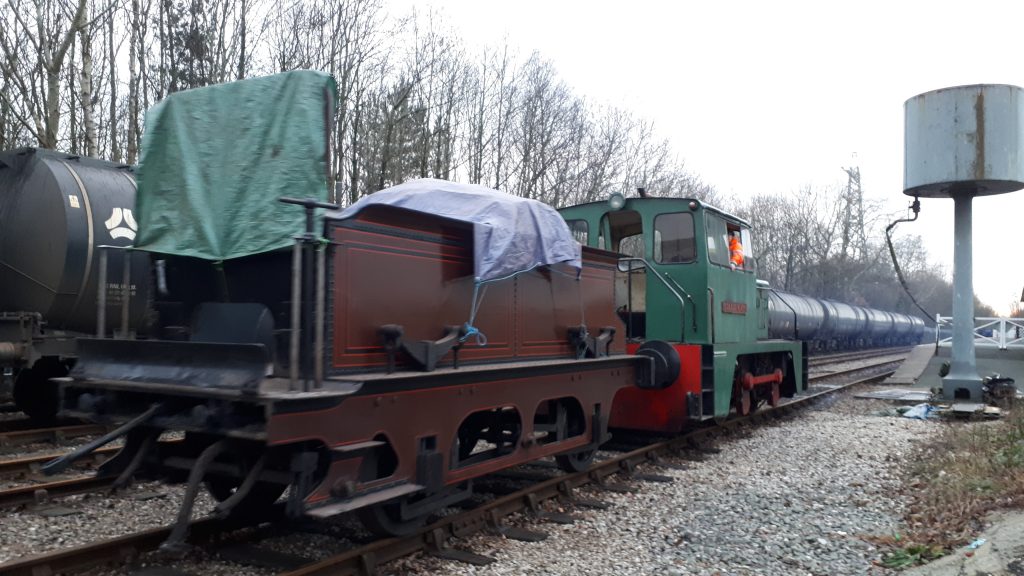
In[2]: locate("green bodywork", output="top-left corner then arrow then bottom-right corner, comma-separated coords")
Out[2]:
558,197 -> 806,420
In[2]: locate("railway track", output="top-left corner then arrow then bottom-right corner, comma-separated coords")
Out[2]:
0,353 -> 905,576
0,446 -> 119,479
808,346 -> 914,368
0,416 -> 97,434
0,423 -> 108,448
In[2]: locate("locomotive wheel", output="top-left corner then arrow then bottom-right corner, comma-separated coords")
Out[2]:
555,448 -> 596,472
12,359 -> 67,422
357,495 -> 430,537
732,379 -> 752,416
739,388 -> 752,416
768,381 -> 781,407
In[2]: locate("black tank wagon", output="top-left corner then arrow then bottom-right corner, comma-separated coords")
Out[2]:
766,290 -> 925,350
0,148 -> 148,419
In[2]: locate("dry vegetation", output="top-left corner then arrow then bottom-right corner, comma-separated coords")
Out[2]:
878,405 -> 1024,568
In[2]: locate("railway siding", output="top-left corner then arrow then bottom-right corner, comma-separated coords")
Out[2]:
0,354 -> 912,575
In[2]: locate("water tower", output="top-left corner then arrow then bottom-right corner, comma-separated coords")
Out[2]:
904,84 -> 1024,401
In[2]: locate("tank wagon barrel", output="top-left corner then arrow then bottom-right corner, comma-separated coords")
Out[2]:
767,289 -> 927,350
0,148 -> 148,419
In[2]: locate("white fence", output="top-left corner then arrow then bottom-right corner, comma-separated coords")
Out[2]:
935,315 -> 1024,350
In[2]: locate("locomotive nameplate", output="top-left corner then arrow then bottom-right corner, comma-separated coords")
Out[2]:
722,301 -> 747,315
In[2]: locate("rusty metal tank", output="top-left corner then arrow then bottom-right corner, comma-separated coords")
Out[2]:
0,148 -> 148,333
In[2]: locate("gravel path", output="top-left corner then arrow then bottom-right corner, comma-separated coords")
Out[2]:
389,391 -> 934,576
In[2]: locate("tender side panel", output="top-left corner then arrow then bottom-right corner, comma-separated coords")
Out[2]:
515,248 -> 625,358
329,207 -> 626,372
329,208 -> 514,371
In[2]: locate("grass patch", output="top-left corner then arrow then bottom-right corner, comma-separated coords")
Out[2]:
877,540 -> 945,569
885,404 -> 1024,563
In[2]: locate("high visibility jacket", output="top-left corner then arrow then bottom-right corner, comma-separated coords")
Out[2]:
729,236 -> 744,268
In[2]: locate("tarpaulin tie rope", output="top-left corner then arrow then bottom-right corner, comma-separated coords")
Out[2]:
461,282 -> 489,346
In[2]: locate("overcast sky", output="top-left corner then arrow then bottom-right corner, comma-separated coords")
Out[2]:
388,0 -> 1024,315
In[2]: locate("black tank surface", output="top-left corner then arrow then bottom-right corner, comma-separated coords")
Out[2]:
767,290 -> 825,341
0,148 -> 148,333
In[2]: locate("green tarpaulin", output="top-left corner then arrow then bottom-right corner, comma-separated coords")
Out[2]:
134,70 -> 337,260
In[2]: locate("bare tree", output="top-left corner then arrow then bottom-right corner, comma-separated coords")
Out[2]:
0,0 -> 89,148
77,1 -> 97,156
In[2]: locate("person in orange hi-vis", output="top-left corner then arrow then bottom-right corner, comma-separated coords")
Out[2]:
729,231 -> 744,270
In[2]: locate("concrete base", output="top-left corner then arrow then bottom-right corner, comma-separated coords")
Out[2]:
909,345 -> 1024,394
942,373 -> 985,401
885,345 -> 937,385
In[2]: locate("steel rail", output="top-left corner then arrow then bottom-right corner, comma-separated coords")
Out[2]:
0,417 -> 94,434
0,424 -> 108,448
0,475 -> 116,508
808,357 -> 904,383
0,513 -> 282,576
0,446 -> 120,478
809,346 -> 913,367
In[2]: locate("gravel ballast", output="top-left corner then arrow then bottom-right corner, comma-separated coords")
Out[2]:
391,394 -> 935,576
0,389 -> 936,575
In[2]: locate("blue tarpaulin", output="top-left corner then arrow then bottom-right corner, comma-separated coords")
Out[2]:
329,179 -> 581,283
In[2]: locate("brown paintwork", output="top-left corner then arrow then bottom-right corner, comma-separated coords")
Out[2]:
329,206 -> 624,372
265,358 -> 636,506
58,201 -> 643,523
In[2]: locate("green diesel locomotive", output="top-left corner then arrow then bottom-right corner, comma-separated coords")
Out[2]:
558,195 -> 807,431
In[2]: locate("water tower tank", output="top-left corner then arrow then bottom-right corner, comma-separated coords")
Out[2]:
904,84 -> 1024,197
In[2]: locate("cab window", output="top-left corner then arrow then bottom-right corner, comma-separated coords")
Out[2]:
706,214 -> 729,266
565,219 -> 589,245
618,234 -> 644,258
600,210 -> 644,257
740,228 -> 754,267
654,212 -> 695,264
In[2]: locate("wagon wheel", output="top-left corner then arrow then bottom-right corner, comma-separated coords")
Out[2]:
555,448 -> 596,473
357,494 -> 430,537
12,359 -> 66,422
552,401 -> 597,472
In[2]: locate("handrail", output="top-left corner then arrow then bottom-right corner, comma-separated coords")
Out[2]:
707,287 -> 715,342
616,257 -> 694,342
768,288 -> 799,340
934,314 -> 1024,350
663,273 -> 698,334
95,245 -> 134,339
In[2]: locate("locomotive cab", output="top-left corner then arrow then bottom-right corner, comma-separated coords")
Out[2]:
559,196 -> 807,430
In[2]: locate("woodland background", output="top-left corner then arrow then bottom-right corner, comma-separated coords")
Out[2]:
0,0 -> 1005,319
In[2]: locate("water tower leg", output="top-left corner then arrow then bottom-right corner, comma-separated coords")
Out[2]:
943,190 -> 983,401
